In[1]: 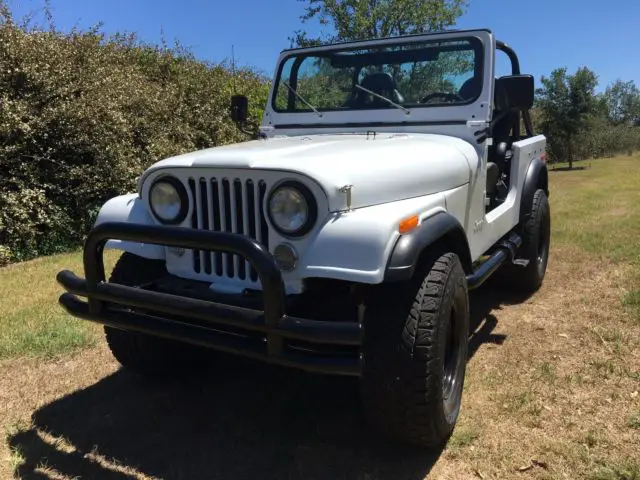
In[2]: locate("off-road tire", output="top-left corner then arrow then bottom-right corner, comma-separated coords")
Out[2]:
104,253 -> 212,376
361,252 -> 470,448
505,189 -> 551,292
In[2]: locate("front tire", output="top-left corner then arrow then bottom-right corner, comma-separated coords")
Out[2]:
361,252 -> 470,448
104,253 -> 212,376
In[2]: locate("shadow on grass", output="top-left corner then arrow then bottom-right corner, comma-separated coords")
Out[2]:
549,165 -> 587,172
8,281 -> 528,480
467,276 -> 533,359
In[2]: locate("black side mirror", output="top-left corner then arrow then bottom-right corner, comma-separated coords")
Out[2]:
495,75 -> 534,111
231,95 -> 248,123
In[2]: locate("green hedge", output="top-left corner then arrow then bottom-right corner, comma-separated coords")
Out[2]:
0,20 -> 269,265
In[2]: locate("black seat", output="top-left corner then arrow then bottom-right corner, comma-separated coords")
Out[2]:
354,72 -> 404,107
486,78 -> 520,206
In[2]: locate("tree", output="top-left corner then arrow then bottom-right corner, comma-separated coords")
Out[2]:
603,79 -> 640,126
290,0 -> 468,46
536,67 -> 598,168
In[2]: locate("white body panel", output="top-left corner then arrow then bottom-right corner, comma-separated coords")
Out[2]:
140,133 -> 477,212
302,194 -> 448,283
475,135 -> 547,258
95,194 -> 165,260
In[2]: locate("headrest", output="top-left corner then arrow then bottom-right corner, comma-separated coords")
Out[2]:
361,72 -> 396,92
459,76 -> 481,100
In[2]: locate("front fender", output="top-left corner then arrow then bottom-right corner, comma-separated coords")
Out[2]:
94,194 -> 165,260
300,193 -> 447,284
383,211 -> 472,282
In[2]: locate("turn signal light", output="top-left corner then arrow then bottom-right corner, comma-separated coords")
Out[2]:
398,215 -> 419,234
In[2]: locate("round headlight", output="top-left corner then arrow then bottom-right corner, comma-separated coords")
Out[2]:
268,182 -> 317,237
149,177 -> 188,224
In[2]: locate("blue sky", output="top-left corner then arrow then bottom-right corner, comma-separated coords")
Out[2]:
7,0 -> 639,91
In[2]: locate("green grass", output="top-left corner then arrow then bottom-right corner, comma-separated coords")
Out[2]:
0,250 -> 119,360
551,158 -> 640,259
589,459 -> 640,480
447,424 -> 481,455
628,412 -> 640,430
550,156 -> 640,320
622,290 -> 640,322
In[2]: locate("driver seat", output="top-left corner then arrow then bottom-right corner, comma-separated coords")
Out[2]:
354,72 -> 404,107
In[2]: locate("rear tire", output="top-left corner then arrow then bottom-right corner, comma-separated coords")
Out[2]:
504,189 -> 551,292
104,253 -> 212,376
361,252 -> 470,448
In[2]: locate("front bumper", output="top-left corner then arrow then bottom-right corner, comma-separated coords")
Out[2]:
57,222 -> 362,376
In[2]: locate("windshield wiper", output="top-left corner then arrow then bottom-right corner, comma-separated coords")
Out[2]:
282,82 -> 323,117
355,84 -> 410,115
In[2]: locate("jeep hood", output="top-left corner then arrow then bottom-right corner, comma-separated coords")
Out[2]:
142,133 -> 478,211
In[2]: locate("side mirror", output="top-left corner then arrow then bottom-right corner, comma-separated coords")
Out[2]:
230,95 -> 248,123
495,75 -> 534,111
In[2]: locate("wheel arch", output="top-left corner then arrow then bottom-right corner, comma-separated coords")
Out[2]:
520,157 -> 549,224
383,212 -> 473,282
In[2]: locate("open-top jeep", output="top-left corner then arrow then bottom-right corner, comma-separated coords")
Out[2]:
57,29 -> 550,448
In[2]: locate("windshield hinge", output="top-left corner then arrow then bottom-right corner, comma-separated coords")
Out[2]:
259,125 -> 275,135
338,185 -> 354,211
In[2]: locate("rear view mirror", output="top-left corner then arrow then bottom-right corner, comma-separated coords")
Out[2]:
231,95 -> 248,123
495,75 -> 534,111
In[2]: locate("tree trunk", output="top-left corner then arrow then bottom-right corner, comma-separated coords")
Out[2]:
567,137 -> 574,169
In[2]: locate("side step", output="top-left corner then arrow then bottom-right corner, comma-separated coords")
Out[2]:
466,232 -> 522,290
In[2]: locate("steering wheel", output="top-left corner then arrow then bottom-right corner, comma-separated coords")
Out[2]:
420,92 -> 464,104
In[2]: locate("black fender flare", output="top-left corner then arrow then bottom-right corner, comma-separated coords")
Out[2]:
383,212 -> 473,282
520,157 -> 549,223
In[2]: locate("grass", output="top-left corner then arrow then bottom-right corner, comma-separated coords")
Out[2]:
589,459 -> 640,480
0,155 -> 639,480
433,155 -> 640,479
551,156 -> 640,323
622,289 -> 640,321
0,250 -> 118,359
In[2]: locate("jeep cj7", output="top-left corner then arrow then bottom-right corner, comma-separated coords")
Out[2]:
57,29 -> 550,448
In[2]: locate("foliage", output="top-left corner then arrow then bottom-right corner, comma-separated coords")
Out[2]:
0,6 -> 269,265
291,0 -> 467,46
602,79 -> 640,126
535,67 -> 598,168
535,67 -> 640,166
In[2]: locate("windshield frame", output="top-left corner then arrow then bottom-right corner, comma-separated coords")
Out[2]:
271,35 -> 485,114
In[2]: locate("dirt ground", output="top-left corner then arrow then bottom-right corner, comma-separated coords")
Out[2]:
2,246 -> 638,480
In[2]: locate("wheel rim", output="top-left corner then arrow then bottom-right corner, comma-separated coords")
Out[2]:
443,307 -> 461,402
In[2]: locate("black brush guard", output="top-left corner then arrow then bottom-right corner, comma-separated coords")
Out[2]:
56,222 -> 362,376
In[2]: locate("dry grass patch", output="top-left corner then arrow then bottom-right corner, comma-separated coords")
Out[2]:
430,247 -> 640,479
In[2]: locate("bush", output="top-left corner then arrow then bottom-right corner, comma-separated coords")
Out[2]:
532,112 -> 640,164
0,11 -> 269,265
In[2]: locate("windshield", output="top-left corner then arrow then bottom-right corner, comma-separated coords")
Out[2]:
273,37 -> 483,113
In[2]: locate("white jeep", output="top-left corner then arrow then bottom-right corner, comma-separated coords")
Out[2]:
58,29 -> 550,448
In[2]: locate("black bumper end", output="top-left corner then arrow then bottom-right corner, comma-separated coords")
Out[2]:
56,222 -> 362,377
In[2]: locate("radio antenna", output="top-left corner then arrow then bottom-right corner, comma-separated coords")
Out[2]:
231,44 -> 237,92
